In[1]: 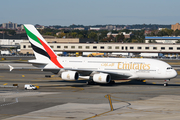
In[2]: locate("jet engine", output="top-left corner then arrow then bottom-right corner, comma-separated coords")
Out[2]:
60,71 -> 79,80
93,73 -> 111,83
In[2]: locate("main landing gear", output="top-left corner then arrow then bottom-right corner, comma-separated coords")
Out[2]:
164,79 -> 170,87
87,80 -> 96,85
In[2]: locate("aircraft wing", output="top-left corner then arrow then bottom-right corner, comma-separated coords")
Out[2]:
43,68 -> 132,80
9,65 -> 132,80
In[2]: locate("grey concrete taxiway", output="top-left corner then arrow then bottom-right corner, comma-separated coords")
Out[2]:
0,62 -> 180,120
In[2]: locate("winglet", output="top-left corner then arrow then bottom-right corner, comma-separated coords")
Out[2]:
8,65 -> 14,71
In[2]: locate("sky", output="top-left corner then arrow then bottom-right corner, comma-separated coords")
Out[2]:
1,0 -> 180,26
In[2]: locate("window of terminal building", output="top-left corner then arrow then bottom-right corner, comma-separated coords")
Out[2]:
64,46 -> 68,48
50,46 -> 54,48
115,46 -> 119,49
161,47 -> 165,50
122,46 -> 124,50
108,46 -> 112,49
93,46 -> 97,49
100,46 -> 104,49
177,47 -> 180,50
78,46 -> 82,49
169,47 -> 173,50
28,45 -> 31,48
71,46 -> 75,49
23,45 -> 26,48
57,46 -> 61,48
153,47 -> 157,50
138,47 -> 142,49
86,46 -> 90,49
145,47 -> 149,49
130,47 -> 134,49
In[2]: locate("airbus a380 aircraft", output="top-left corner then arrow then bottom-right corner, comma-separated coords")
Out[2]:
10,24 -> 177,86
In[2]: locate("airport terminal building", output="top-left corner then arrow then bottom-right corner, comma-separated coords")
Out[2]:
1,36 -> 180,57
20,41 -> 180,57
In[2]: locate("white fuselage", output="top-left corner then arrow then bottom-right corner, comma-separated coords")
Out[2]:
43,57 -> 177,80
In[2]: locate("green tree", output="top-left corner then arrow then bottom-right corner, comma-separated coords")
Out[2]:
174,29 -> 180,36
71,32 -> 78,38
176,40 -> 180,43
78,34 -> 84,38
116,34 -> 125,42
88,32 -> 97,41
57,32 -> 66,38
8,30 -> 16,35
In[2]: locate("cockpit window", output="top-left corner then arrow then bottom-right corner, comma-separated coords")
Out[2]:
167,67 -> 173,70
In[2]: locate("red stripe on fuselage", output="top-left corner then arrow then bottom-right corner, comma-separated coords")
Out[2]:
37,37 -> 63,68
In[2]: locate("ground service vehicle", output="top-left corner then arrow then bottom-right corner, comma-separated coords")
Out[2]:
24,84 -> 37,90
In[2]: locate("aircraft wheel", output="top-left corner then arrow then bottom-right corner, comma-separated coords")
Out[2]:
109,81 -> 115,84
87,80 -> 95,85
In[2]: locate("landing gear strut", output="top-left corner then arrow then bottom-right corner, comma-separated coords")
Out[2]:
164,79 -> 170,87
108,80 -> 115,84
87,80 -> 96,85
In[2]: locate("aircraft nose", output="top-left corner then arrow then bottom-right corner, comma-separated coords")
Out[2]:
172,70 -> 177,78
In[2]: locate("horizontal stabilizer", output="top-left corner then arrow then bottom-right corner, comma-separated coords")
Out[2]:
8,65 -> 14,71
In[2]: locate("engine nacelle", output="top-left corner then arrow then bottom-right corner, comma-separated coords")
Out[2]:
61,71 -> 79,80
93,73 -> 111,83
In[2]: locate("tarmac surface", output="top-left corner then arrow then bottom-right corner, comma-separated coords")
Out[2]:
0,61 -> 180,120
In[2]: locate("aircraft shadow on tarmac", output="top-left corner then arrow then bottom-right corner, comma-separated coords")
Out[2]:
47,80 -> 180,87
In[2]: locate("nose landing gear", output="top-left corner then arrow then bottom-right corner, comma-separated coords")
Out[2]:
164,79 -> 170,87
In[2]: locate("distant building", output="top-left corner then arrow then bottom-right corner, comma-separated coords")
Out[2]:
107,32 -> 118,37
123,25 -> 130,29
59,28 -> 72,30
144,30 -> 152,35
21,25 -> 24,30
145,36 -> 180,43
107,32 -> 132,38
121,32 -> 132,39
2,22 -> 17,29
35,25 -> 45,29
89,27 -> 100,31
0,33 -> 28,39
116,27 -> 123,30
171,23 -> 180,31
106,25 -> 116,30
74,27 -> 85,30
158,28 -> 166,31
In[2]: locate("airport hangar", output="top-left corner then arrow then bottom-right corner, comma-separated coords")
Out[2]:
20,39 -> 180,57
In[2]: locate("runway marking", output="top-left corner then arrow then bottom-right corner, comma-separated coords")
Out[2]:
51,75 -> 55,77
84,94 -> 131,120
105,94 -> 114,111
152,82 -> 156,84
84,93 -> 179,119
104,95 -> 176,114
3,83 -> 8,85
0,98 -> 18,107
0,114 -> 17,117
84,110 -> 112,120
55,86 -> 84,92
